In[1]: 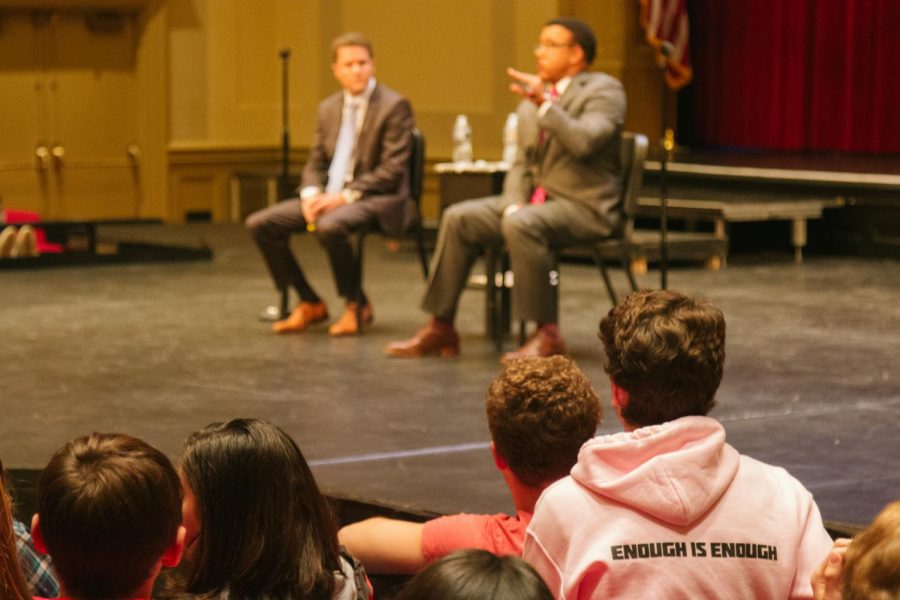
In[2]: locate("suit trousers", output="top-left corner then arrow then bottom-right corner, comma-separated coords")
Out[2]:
422,195 -> 613,324
246,198 -> 379,302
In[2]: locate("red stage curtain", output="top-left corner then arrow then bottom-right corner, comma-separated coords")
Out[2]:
688,0 -> 900,152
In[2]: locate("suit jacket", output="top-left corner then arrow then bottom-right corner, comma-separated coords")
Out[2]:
302,82 -> 414,235
502,71 -> 626,233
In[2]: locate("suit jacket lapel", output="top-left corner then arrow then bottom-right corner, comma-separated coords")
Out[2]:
354,85 -> 381,172
325,94 -> 344,157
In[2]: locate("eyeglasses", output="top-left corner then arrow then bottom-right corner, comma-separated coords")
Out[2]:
533,42 -> 575,52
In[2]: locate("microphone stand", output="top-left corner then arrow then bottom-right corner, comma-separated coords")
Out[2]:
279,48 -> 292,203
261,49 -> 293,322
657,42 -> 675,290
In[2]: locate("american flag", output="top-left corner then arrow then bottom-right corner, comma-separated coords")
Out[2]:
640,0 -> 692,89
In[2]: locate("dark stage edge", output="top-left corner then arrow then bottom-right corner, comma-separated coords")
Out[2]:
1,223 -> 898,532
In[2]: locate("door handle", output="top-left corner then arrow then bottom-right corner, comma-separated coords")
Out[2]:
51,145 -> 65,169
35,145 -> 50,171
127,143 -> 141,166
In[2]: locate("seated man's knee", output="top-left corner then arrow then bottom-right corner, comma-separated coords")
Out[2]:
245,211 -> 267,236
313,220 -> 349,245
500,209 -> 530,241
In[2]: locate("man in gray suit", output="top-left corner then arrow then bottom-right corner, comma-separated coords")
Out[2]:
247,32 -> 413,336
387,18 -> 625,360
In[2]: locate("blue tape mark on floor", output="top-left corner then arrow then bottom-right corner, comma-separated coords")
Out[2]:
310,441 -> 490,467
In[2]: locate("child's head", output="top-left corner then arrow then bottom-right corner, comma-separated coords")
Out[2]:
33,433 -> 183,599
486,355 -> 602,488
177,418 -> 340,599
395,549 -> 554,600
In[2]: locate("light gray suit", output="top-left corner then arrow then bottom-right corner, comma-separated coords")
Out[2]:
247,83 -> 413,303
423,70 -> 627,324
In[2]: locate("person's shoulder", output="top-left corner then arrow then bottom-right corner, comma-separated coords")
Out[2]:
373,83 -> 410,107
578,70 -> 624,92
318,91 -> 343,111
737,452 -> 814,498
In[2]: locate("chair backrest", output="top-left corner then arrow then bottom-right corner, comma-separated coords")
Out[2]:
409,128 -> 425,204
618,132 -> 649,238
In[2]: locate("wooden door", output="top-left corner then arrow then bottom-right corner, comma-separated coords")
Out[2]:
0,12 -> 51,215
48,11 -> 140,219
0,10 -> 141,220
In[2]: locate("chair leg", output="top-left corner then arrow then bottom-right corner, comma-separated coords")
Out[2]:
354,233 -> 366,336
280,287 -> 291,319
414,222 -> 429,280
593,249 -> 618,306
621,252 -> 638,292
485,248 -> 501,350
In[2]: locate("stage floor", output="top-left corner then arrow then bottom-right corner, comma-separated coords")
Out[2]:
2,223 -> 898,529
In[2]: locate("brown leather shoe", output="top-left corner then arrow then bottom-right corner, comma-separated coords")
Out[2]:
272,301 -> 328,333
501,327 -> 567,363
328,302 -> 373,336
385,319 -> 460,358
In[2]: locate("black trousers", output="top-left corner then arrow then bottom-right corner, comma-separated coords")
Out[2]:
246,198 -> 379,303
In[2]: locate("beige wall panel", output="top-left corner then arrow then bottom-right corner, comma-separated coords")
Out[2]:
342,0 -> 494,115
135,1 -> 170,219
0,13 -> 48,213
206,0 -> 321,145
170,172 -> 223,222
50,13 -> 137,160
168,0 -> 208,141
0,171 -> 48,215
55,167 -> 139,220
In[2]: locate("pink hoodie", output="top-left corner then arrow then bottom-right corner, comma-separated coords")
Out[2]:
523,416 -> 833,599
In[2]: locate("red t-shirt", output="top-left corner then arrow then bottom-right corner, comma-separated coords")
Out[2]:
420,510 -> 533,562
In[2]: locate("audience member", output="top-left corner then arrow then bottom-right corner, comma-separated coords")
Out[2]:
523,289 -> 834,598
164,418 -> 371,600
0,457 -> 31,600
393,549 -> 553,600
247,32 -> 414,336
1,455 -> 59,598
30,432 -> 185,600
811,501 -> 900,600
338,356 -> 601,574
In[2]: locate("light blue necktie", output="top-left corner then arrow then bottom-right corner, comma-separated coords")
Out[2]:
326,101 -> 360,193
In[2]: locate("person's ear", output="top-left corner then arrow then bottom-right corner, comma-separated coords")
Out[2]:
490,441 -> 508,471
31,514 -> 48,555
611,381 -> 629,409
161,525 -> 186,568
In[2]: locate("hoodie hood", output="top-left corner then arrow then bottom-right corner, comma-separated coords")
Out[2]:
571,416 -> 739,527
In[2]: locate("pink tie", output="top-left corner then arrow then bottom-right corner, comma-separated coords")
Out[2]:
531,85 -> 559,206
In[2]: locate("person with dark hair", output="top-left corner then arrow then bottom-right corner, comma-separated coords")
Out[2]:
247,31 -> 414,336
388,18 -> 625,360
811,501 -> 900,600
165,418 -> 370,600
338,356 -> 601,574
394,549 -> 553,600
0,454 -> 60,599
523,289 -> 833,599
30,433 -> 185,600
0,457 -> 31,600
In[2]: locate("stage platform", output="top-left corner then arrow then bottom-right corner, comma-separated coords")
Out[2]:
640,149 -> 900,259
1,223 -> 898,537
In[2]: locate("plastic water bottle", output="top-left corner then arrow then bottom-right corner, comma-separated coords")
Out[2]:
501,112 -> 518,166
452,114 -> 473,164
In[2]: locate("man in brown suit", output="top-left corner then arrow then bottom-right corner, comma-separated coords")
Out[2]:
387,19 -> 626,360
247,32 -> 413,336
